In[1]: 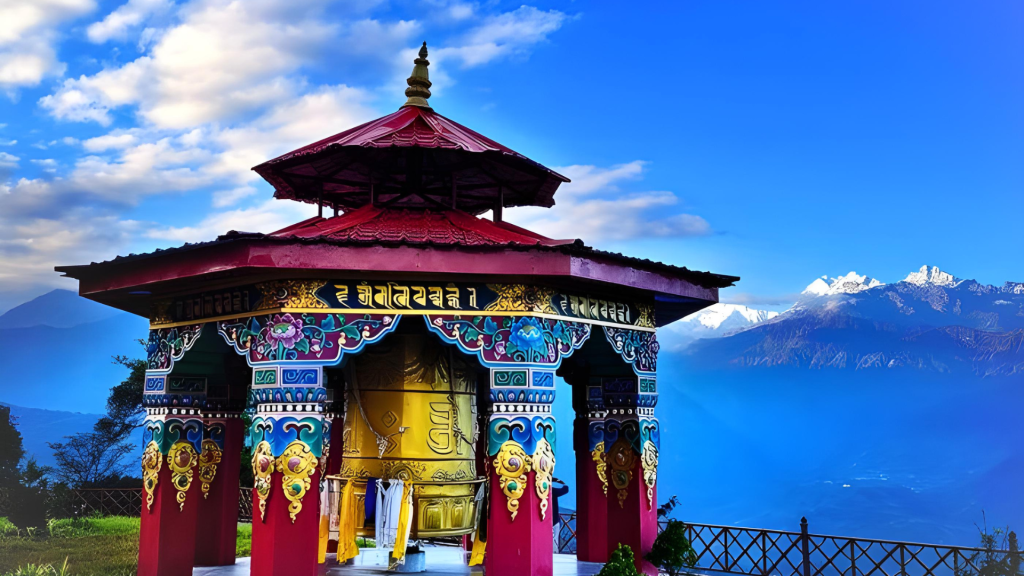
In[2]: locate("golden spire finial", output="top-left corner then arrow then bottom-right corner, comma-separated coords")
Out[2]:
402,42 -> 432,110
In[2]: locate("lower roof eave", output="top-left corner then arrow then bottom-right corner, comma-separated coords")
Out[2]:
56,239 -> 731,322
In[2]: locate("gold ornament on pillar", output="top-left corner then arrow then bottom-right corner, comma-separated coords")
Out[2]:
640,440 -> 659,510
494,441 -> 531,520
141,441 -> 162,512
252,441 -> 274,522
198,439 -> 223,499
607,438 -> 636,509
591,441 -> 607,496
277,440 -> 319,523
166,441 -> 199,512
533,439 -> 556,520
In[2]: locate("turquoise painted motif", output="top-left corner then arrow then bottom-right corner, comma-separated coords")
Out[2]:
217,313 -> 400,366
142,417 -> 203,455
425,314 -> 590,368
488,415 -> 556,457
250,416 -> 323,458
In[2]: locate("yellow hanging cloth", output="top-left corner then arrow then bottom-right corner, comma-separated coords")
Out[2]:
318,511 -> 330,563
390,482 -> 414,566
317,483 -> 330,564
468,526 -> 487,566
337,481 -> 360,563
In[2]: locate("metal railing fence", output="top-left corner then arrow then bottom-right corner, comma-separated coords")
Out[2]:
555,514 -> 1018,576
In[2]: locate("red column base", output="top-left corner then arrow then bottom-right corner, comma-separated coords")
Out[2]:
250,470 -> 322,576
194,418 -> 243,566
575,420 -> 608,563
607,461 -> 658,575
139,463 -> 201,576
484,468 -> 554,576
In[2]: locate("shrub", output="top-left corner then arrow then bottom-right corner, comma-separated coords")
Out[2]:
646,520 -> 698,576
598,544 -> 640,576
0,517 -> 19,538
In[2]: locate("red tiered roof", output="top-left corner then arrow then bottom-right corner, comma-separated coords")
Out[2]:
268,205 -> 573,247
253,105 -> 569,216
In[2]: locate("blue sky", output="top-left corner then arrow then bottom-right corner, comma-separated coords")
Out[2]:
0,0 -> 1021,313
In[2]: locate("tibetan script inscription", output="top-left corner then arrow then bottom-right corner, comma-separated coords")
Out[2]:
317,282 -> 487,311
151,280 -> 654,330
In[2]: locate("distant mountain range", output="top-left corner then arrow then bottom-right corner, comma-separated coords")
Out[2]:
0,289 -> 148,413
679,266 -> 1024,376
1,402 -> 105,468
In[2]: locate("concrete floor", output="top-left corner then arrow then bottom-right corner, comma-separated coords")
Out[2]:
193,549 -> 602,576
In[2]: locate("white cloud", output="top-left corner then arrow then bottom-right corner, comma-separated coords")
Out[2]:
207,84 -> 377,183
0,151 -> 19,171
31,158 -> 59,170
211,186 -> 257,208
436,6 -> 571,68
0,0 -> 95,89
147,198 -> 317,242
0,138 -> 15,146
42,0 -> 342,128
506,161 -> 713,242
86,0 -> 171,43
82,131 -> 138,151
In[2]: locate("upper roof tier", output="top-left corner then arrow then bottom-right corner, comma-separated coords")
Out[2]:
253,43 -> 569,216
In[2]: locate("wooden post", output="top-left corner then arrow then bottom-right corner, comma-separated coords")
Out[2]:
493,186 -> 504,222
801,517 -> 812,576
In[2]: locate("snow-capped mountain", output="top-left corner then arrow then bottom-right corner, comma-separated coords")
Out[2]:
686,266 -> 1024,376
662,303 -> 779,350
904,265 -> 962,288
802,271 -> 885,296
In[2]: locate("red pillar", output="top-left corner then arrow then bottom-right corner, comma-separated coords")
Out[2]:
194,417 -> 243,566
484,467 -> 554,576
139,448 -> 201,576
250,469 -> 322,576
574,416 -> 608,562
606,458 -> 658,575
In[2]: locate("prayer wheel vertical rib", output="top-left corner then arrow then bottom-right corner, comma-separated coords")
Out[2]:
338,334 -> 481,538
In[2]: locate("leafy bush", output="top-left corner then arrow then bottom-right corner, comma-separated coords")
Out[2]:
955,520 -> 1022,576
598,544 -> 640,576
646,520 -> 698,576
0,517 -> 19,538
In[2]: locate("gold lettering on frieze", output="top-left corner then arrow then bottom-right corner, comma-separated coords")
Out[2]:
468,287 -> 477,308
392,283 -> 410,307
445,284 -> 460,308
357,283 -> 372,306
413,287 -> 427,306
428,287 -> 443,307
373,284 -> 390,307
334,285 -> 350,307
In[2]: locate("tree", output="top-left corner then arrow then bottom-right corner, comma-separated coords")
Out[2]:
0,405 -> 25,489
7,458 -> 51,531
646,520 -> 698,576
100,354 -> 147,440
599,544 -> 640,576
48,353 -> 145,488
48,431 -> 134,488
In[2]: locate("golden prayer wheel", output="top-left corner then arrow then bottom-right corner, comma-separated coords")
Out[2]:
336,334 -> 482,538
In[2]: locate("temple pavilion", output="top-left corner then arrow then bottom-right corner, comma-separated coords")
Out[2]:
56,43 -> 737,576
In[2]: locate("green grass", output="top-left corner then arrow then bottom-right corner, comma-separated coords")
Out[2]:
0,516 -> 254,576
